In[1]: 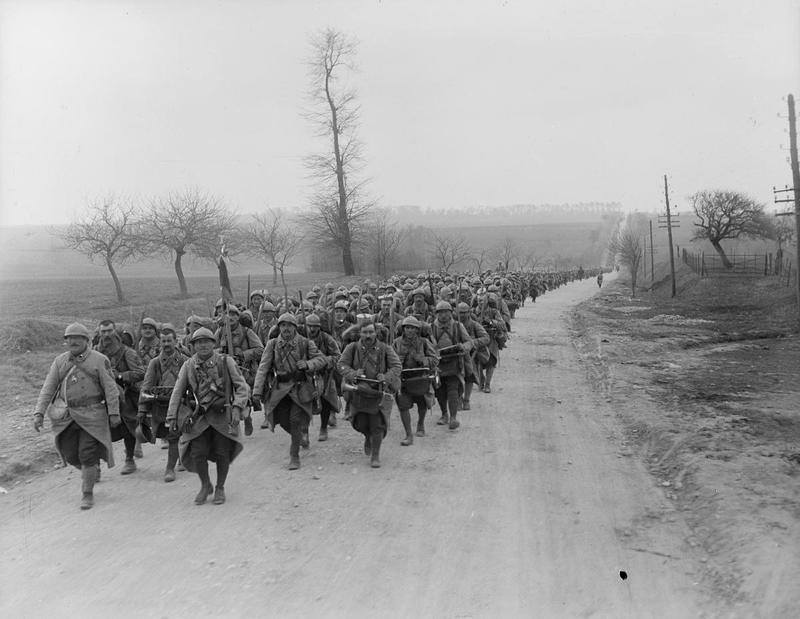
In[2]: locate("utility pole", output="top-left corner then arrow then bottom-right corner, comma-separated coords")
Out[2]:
788,94 -> 800,328
649,220 -> 655,281
661,175 -> 677,297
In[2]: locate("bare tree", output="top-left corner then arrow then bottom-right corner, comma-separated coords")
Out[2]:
59,195 -> 144,303
608,219 -> 644,296
429,231 -> 471,272
144,188 -> 237,296
690,190 -> 770,268
493,237 -> 519,272
300,28 -> 373,275
241,208 -> 305,286
471,246 -> 491,272
519,250 -> 546,272
367,209 -> 406,277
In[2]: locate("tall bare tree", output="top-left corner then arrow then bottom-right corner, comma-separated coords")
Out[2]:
300,28 -> 373,275
367,209 -> 406,277
59,195 -> 144,303
144,188 -> 237,296
241,208 -> 305,286
493,237 -> 519,272
429,231 -> 471,272
471,246 -> 491,273
690,190 -> 770,268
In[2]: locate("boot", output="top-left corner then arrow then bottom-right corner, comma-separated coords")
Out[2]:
328,413 -> 337,428
399,409 -> 413,446
80,465 -> 95,510
416,410 -> 427,437
213,486 -> 226,504
260,415 -> 271,429
484,367 -> 494,393
244,415 -> 253,436
318,427 -> 328,442
449,399 -> 460,430
436,413 -> 449,426
194,459 -> 213,505
133,437 -> 143,459
160,438 -> 169,450
120,459 -> 137,475
370,432 -> 382,468
363,434 -> 372,456
164,441 -> 179,482
463,383 -> 473,410
449,413 -> 461,430
289,426 -> 301,470
301,430 -> 310,449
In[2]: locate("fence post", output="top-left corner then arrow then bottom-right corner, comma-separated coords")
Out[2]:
701,252 -> 706,277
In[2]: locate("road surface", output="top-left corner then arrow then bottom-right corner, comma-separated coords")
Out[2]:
0,275 -> 705,618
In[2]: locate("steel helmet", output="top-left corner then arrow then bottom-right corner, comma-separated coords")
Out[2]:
435,301 -> 453,313
305,313 -> 321,327
64,322 -> 90,339
277,312 -> 298,327
190,327 -> 216,343
401,316 -> 421,329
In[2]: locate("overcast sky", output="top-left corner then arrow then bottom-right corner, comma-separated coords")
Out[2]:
0,0 -> 798,226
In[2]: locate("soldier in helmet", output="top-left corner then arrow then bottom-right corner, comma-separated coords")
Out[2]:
33,323 -> 121,510
252,313 -> 326,470
249,290 -> 266,316
430,301 -> 473,430
455,302 -> 490,410
255,301 -> 278,343
166,327 -> 249,505
303,313 -> 341,442
476,293 -> 508,393
338,320 -> 401,468
96,319 -> 145,474
137,323 -> 189,482
392,316 -> 438,444
136,317 -> 161,367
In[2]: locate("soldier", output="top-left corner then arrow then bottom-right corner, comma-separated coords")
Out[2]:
338,320 -> 401,468
136,317 -> 161,366
404,287 -> 435,326
392,316 -> 438,444
330,300 -> 354,347
304,313 -> 341,442
33,323 -> 121,510
214,304 -> 263,436
166,328 -> 249,505
477,293 -> 508,393
597,272 -> 604,288
137,324 -> 189,482
255,301 -> 278,343
374,294 -> 399,342
455,302 -> 490,410
430,301 -> 473,430
249,290 -> 265,316
96,319 -> 145,474
252,313 -> 326,470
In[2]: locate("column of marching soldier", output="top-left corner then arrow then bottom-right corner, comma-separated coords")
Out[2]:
33,267 -> 605,509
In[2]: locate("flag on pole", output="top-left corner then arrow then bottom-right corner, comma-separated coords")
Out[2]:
218,244 -> 234,302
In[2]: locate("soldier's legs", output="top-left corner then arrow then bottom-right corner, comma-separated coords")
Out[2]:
121,426 -> 137,474
190,429 -> 213,504
435,387 -> 449,425
209,431 -> 231,504
444,376 -> 461,430
399,408 -> 413,445
484,366 -> 495,393
288,403 -> 304,469
463,380 -> 474,410
368,413 -> 384,468
319,402 -> 331,441
57,422 -> 82,469
415,400 -> 427,436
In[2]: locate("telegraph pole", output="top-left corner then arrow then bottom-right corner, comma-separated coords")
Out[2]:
788,95 -> 800,328
649,220 -> 655,281
662,175 -> 677,297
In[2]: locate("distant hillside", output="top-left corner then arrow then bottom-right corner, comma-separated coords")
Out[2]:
388,202 -> 622,227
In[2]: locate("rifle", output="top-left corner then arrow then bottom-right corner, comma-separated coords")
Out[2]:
388,302 -> 395,344
221,298 -> 237,434
427,270 -> 435,305
246,274 -> 251,308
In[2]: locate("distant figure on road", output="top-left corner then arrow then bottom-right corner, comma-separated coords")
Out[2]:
33,322 -> 121,510
597,273 -> 604,288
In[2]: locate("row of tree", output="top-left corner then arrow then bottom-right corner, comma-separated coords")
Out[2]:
60,191 -> 576,303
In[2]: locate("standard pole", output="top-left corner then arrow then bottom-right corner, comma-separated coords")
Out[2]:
664,174 -> 677,297
649,220 -> 655,281
788,94 -> 800,329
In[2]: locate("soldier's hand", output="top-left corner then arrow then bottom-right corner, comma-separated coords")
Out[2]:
168,418 -> 179,434
109,414 -> 122,428
296,359 -> 308,370
33,414 -> 44,433
376,373 -> 385,383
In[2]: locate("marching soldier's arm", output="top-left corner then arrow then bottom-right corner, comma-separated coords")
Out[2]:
98,355 -> 120,417
337,342 -> 359,380
166,362 -> 191,422
33,358 -> 63,418
383,344 -> 402,392
243,329 -> 264,363
457,322 -> 475,352
423,339 -> 440,369
304,338 -> 327,372
119,348 -> 145,385
252,339 -> 275,397
471,321 -> 491,349
225,356 -> 250,411
324,334 -> 341,367
137,357 -> 160,412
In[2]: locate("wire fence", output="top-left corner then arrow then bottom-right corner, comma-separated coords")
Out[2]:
682,249 -> 794,285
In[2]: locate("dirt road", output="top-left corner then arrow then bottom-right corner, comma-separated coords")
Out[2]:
0,276 -> 707,618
